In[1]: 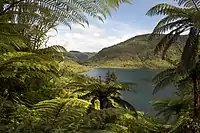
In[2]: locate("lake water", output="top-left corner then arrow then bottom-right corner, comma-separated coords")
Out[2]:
84,68 -> 175,116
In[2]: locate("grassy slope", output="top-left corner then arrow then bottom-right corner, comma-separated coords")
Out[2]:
62,59 -> 92,73
86,34 -> 186,69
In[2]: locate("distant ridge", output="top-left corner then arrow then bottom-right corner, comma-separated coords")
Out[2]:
65,51 -> 96,63
86,34 -> 187,68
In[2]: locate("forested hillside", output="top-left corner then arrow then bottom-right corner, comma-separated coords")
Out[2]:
65,51 -> 96,63
87,34 -> 187,68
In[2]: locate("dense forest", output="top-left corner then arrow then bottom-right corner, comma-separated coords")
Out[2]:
86,34 -> 187,68
1,0 -> 200,133
65,51 -> 96,63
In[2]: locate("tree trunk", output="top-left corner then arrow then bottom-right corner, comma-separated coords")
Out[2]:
0,3 -> 3,12
99,97 -> 109,109
192,69 -> 200,119
99,98 -> 104,109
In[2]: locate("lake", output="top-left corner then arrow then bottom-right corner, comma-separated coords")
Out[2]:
84,68 -> 175,116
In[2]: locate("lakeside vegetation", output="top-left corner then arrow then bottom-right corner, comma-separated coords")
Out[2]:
62,59 -> 93,73
88,59 -> 172,69
1,0 -> 200,133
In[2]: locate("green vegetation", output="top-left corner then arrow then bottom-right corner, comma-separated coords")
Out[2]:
87,34 -> 186,68
1,0 -> 200,133
65,51 -> 96,63
89,58 -> 172,69
72,71 -> 136,111
61,59 -> 92,73
147,0 -> 200,132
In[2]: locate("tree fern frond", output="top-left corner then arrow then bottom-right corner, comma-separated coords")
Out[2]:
71,72 -> 136,111
153,16 -> 185,30
100,123 -> 129,133
174,0 -> 200,9
0,52 -> 61,101
1,0 -> 131,28
0,0 -> 132,54
151,19 -> 189,38
106,0 -> 132,9
177,75 -> 192,90
81,108 -> 136,133
79,92 -> 98,100
0,52 -> 58,71
153,97 -> 191,122
0,22 -> 29,52
168,112 -> 200,133
38,45 -> 67,53
152,68 -> 177,93
153,78 -> 175,94
146,3 -> 189,17
34,45 -> 67,61
153,26 -> 186,58
34,98 -> 90,131
111,96 -> 137,113
34,98 -> 90,115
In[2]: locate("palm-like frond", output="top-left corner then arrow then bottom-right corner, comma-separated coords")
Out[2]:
1,0 -> 132,27
106,0 -> 132,9
34,45 -> 67,61
146,3 -> 196,62
147,3 -> 200,116
146,3 -> 191,17
153,27 -> 186,59
152,68 -> 178,94
0,22 -> 29,52
72,81 -> 133,97
169,111 -> 200,133
0,0 -> 131,54
71,72 -> 135,111
11,98 -> 91,132
147,1 -> 200,72
152,96 -> 192,122
0,52 -> 60,102
34,98 -> 89,121
0,52 -> 58,71
174,0 -> 200,9
84,108 -> 135,132
11,98 -> 142,133
111,96 -> 137,112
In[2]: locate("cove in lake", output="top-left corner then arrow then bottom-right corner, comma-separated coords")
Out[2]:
84,68 -> 175,116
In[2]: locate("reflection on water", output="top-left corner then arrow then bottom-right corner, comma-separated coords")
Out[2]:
84,68 -> 175,116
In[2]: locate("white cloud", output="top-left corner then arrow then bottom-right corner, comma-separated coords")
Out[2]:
93,32 -> 101,37
47,19 -> 151,52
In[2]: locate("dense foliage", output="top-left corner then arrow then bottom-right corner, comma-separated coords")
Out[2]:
86,34 -> 186,68
0,0 -> 165,133
1,0 -> 200,132
147,0 -> 200,132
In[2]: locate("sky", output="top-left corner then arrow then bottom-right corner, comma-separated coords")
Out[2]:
47,0 -> 177,52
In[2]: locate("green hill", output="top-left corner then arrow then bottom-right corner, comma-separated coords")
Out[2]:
65,51 -> 96,63
86,34 -> 187,68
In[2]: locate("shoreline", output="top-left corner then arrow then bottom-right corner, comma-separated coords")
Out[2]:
87,65 -> 170,71
84,59 -> 173,70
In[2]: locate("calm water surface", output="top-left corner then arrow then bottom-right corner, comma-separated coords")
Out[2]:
84,68 -> 175,116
